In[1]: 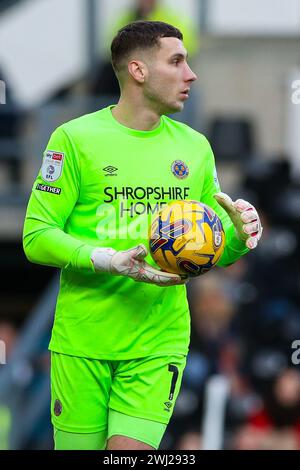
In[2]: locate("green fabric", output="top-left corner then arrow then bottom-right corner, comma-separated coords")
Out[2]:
51,351 -> 186,433
0,406 -> 11,450
54,428 -> 106,450
53,413 -> 166,450
108,410 -> 166,450
23,105 -> 248,360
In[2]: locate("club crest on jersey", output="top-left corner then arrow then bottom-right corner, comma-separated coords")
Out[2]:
41,150 -> 64,182
171,160 -> 189,179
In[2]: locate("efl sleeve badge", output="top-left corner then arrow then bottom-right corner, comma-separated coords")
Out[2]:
41,150 -> 64,182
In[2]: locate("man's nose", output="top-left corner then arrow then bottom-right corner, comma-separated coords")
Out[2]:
185,64 -> 197,82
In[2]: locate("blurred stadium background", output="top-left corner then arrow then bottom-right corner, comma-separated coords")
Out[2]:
1,0 -> 300,450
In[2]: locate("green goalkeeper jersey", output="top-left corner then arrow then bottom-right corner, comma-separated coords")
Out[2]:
23,105 -> 248,359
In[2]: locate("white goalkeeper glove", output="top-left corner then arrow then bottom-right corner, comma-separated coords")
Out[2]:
214,192 -> 263,249
91,244 -> 186,287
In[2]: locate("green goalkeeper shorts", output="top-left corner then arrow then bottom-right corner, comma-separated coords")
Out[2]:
50,352 -> 186,448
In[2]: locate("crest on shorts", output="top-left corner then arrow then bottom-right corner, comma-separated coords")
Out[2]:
54,399 -> 62,416
41,150 -> 64,182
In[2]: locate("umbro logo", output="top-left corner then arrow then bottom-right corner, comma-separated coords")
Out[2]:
103,166 -> 118,176
164,401 -> 172,412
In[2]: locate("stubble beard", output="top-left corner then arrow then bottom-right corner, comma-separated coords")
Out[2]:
146,91 -> 183,116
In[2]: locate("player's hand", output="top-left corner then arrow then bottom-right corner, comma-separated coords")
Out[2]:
91,244 -> 186,287
214,192 -> 263,249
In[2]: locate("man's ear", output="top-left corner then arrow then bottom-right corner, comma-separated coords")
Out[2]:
128,60 -> 147,83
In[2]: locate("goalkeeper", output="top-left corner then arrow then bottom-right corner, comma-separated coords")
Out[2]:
23,21 -> 262,450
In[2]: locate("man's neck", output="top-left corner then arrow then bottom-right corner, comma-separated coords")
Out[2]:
112,98 -> 161,131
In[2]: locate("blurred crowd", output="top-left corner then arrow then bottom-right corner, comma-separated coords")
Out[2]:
1,0 -> 300,450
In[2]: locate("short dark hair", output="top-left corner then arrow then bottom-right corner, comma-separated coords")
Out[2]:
111,20 -> 183,73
